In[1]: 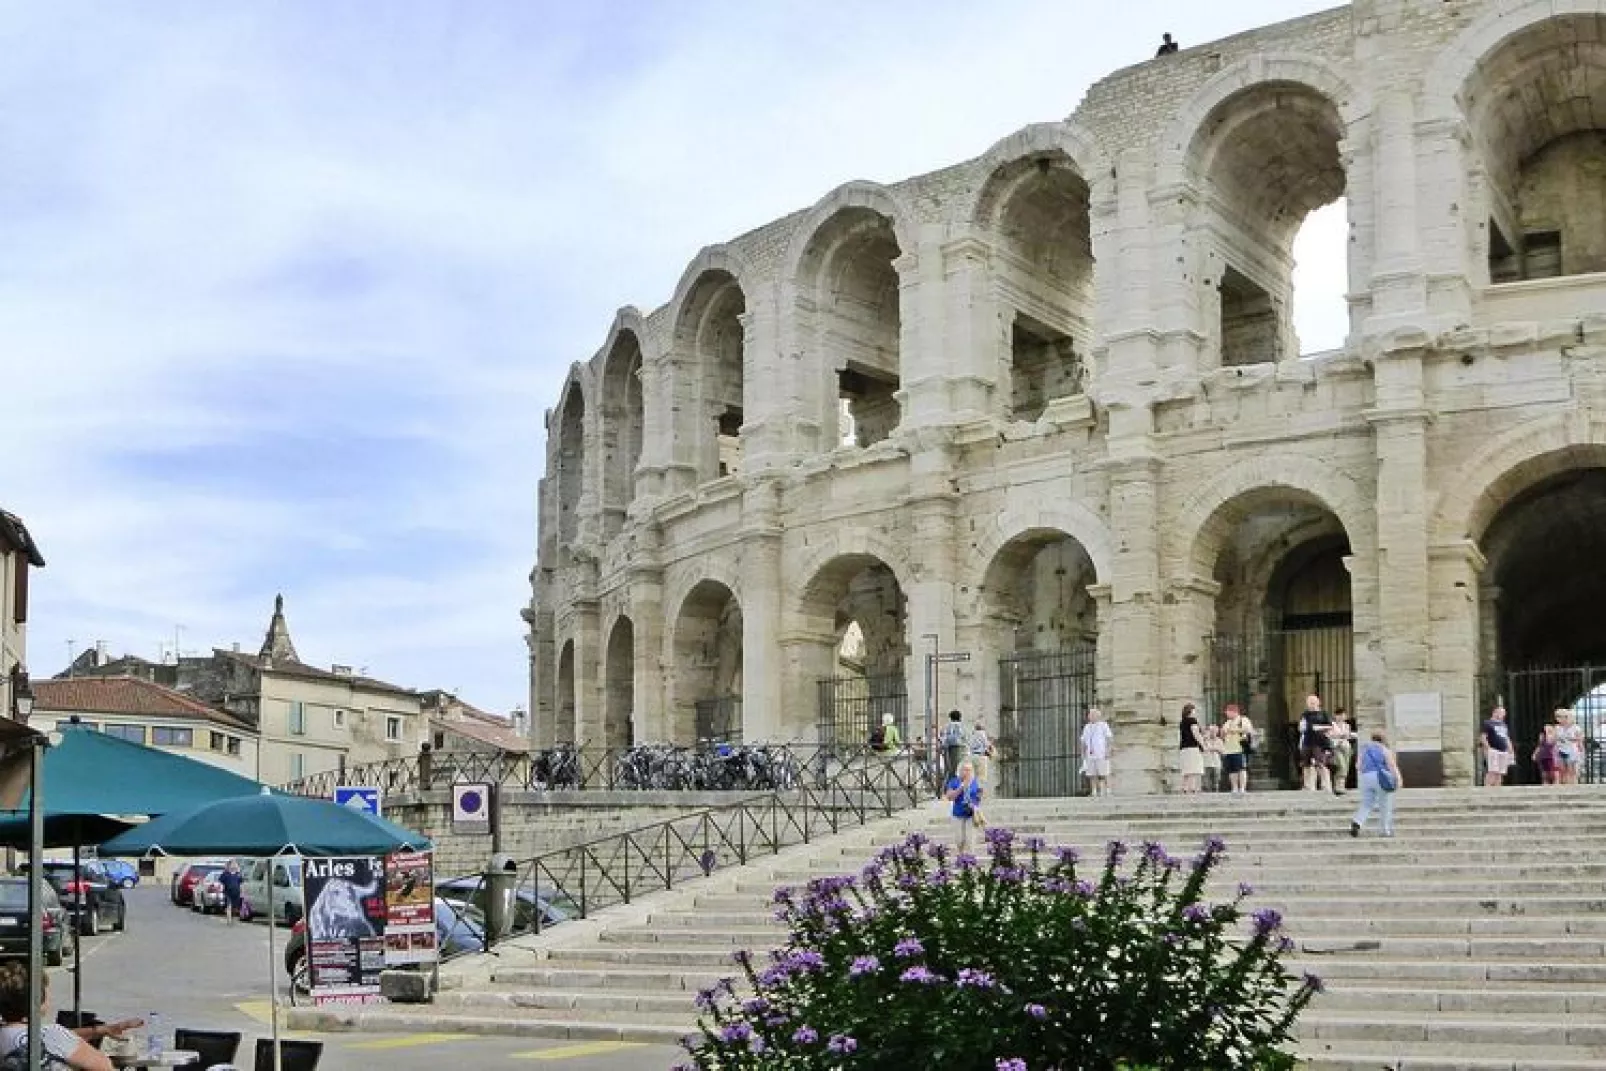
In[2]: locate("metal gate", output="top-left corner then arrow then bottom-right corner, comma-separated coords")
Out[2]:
1483,665 -> 1606,784
694,696 -> 743,744
997,645 -> 1098,798
816,673 -> 908,753
1205,622 -> 1354,788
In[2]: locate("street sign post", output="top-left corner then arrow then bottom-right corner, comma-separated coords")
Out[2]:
452,782 -> 493,836
932,652 -> 972,663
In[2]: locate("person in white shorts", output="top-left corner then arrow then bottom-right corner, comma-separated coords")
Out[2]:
1481,706 -> 1515,787
1080,707 -> 1113,796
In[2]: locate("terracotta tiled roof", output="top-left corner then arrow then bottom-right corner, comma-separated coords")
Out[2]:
433,712 -> 528,753
34,676 -> 255,733
215,649 -> 417,698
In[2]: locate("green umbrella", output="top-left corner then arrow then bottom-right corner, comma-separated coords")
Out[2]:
101,788 -> 431,1071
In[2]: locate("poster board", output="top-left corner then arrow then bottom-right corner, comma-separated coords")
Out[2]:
305,855 -> 387,1006
383,851 -> 437,968
1390,693 -> 1444,753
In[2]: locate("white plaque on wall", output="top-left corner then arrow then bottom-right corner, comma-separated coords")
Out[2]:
1390,693 -> 1444,752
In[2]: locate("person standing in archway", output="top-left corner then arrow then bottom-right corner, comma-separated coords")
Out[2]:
1220,703 -> 1254,794
941,710 -> 968,787
1481,705 -> 1514,787
1080,707 -> 1113,797
1298,694 -> 1334,792
1554,708 -> 1584,786
1178,703 -> 1204,794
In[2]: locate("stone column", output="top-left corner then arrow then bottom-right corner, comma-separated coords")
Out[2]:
901,438 -> 962,745
778,628 -> 837,743
1145,183 -> 1205,373
1102,451 -> 1165,795
1427,541 -> 1487,787
1159,577 -> 1221,717
657,356 -> 700,496
571,595 -> 604,748
940,236 -> 999,422
890,249 -> 931,434
1413,117 -> 1476,327
740,479 -> 785,742
627,523 -> 666,745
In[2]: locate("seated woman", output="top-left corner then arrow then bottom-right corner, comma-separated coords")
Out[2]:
0,961 -> 141,1070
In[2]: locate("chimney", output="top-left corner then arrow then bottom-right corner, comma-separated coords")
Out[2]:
232,642 -> 241,653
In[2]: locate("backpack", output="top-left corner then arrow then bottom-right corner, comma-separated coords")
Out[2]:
869,725 -> 886,749
942,722 -> 966,747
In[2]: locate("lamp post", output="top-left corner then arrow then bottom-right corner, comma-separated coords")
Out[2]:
11,666 -> 42,1071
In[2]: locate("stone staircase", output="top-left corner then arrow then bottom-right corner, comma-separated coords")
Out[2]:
297,787 -> 1606,1069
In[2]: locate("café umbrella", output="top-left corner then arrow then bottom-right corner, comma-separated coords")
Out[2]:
101,789 -> 431,1071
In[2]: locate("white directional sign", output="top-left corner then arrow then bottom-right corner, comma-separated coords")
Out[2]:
333,786 -> 381,816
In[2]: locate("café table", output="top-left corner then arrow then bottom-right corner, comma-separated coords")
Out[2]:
111,1050 -> 199,1068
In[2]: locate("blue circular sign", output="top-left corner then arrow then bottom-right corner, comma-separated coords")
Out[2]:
458,789 -> 484,814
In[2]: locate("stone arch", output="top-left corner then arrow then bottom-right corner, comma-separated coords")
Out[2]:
670,580 -> 744,744
1420,1 -> 1595,123
667,245 -> 760,324
1161,55 -> 1361,368
780,180 -> 919,284
603,616 -> 635,749
599,327 -> 644,538
554,638 -> 577,746
670,258 -> 750,482
554,375 -> 588,545
791,529 -> 915,616
1175,454 -> 1367,582
663,554 -> 744,638
965,496 -> 1114,590
965,121 -> 1113,227
1431,411 -> 1606,546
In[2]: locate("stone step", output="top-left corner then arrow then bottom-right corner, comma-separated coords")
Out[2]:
286,1004 -> 691,1047
800,835 -> 1606,861
545,945 -> 743,967
437,987 -> 696,1017
599,926 -> 776,946
492,963 -> 729,991
1314,984 -> 1606,1015
733,869 -> 1606,895
1296,1010 -> 1606,1047
1293,956 -> 1606,985
1298,1039 -> 1606,1071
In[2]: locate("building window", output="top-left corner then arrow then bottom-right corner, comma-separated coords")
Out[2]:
289,752 -> 305,780
289,701 -> 306,736
55,720 -> 99,732
209,731 -> 225,751
103,724 -> 145,744
151,727 -> 193,747
333,708 -> 346,730
227,736 -> 242,757
432,731 -> 445,750
386,716 -> 402,742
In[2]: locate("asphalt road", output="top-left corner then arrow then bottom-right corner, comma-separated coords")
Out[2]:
58,885 -> 685,1070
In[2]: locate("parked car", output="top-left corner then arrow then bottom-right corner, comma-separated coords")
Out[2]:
34,860 -> 126,936
170,860 -> 228,906
283,898 -> 486,996
241,856 -> 304,925
435,875 -> 572,934
100,860 -> 139,889
0,877 -> 70,966
184,863 -> 228,913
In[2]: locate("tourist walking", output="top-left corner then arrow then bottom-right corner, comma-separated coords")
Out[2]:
1201,724 -> 1223,793
1298,694 -> 1334,792
1555,708 -> 1584,785
1328,707 -> 1353,796
944,759 -> 984,853
941,710 -> 967,786
870,711 -> 901,755
1533,723 -> 1559,786
1481,705 -> 1514,786
220,858 -> 245,924
968,720 -> 994,784
1080,707 -> 1113,797
1220,703 -> 1253,794
1178,703 -> 1204,794
1350,728 -> 1403,838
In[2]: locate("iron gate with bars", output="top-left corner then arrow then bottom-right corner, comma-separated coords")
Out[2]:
816,673 -> 908,753
1481,665 -> 1606,784
997,645 -> 1098,798
1204,623 -> 1355,788
694,696 -> 743,744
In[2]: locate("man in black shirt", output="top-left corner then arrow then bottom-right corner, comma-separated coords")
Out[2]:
1156,33 -> 1180,56
1298,694 -> 1334,792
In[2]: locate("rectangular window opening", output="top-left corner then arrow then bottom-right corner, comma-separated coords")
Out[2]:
386,716 -> 402,742
104,724 -> 145,744
288,701 -> 306,736
152,726 -> 193,747
1010,314 -> 1083,421
716,406 -> 743,478
1523,230 -> 1562,280
333,708 -> 346,730
1219,266 -> 1280,367
837,367 -> 900,447
1488,222 -> 1521,284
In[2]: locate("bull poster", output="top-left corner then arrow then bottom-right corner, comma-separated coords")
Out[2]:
384,851 -> 436,968
304,855 -> 386,1005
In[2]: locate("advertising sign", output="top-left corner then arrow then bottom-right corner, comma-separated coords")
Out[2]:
304,855 -> 387,1005
383,851 -> 437,968
334,786 -> 382,816
452,782 -> 492,835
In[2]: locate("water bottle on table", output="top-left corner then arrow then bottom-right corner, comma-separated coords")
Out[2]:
146,1011 -> 165,1058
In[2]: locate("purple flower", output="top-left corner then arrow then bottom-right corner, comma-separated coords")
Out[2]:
1182,904 -> 1210,923
992,865 -> 1027,883
772,886 -> 795,905
1252,908 -> 1284,936
1302,971 -> 1326,993
930,869 -> 952,886
1204,834 -> 1227,853
1073,879 -> 1096,899
984,826 -> 1015,846
997,1059 -> 1028,1071
1142,840 -> 1166,863
757,964 -> 792,986
1278,935 -> 1296,954
956,967 -> 996,989
906,831 -> 929,848
792,1026 -> 818,1045
1162,932 -> 1182,946
787,950 -> 825,972
1106,839 -> 1128,866
827,1034 -> 858,1054
720,1022 -> 752,1043
956,852 -> 980,871
694,987 -> 718,1011
896,873 -> 921,891
733,949 -> 752,968
1237,881 -> 1254,898
900,965 -> 940,985
1024,1003 -> 1047,1020
772,909 -> 790,923
849,955 -> 881,977
894,937 -> 924,958
763,1012 -> 789,1027
741,997 -> 769,1016
1024,836 -> 1047,853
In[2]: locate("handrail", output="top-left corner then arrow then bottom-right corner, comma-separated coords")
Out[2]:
518,748 -> 937,937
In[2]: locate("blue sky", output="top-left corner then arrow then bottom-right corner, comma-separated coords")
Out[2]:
0,1 -> 1344,715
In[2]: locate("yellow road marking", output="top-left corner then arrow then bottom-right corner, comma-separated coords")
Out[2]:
231,1001 -> 317,1037
346,1033 -> 473,1050
511,1041 -> 647,1060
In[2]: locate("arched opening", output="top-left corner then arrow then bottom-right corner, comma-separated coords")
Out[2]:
600,333 -> 643,538
1290,199 -> 1350,355
798,554 -> 908,750
555,639 -> 577,746
1194,82 -> 1347,366
676,271 -> 747,480
556,384 -> 586,545
603,617 -> 635,749
1467,16 -> 1606,282
796,208 -> 903,449
1478,462 -> 1606,780
1198,491 -> 1354,787
980,530 -> 1100,797
671,581 -> 743,744
980,154 -> 1094,420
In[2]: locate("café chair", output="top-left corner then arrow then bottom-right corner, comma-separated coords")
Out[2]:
253,1038 -> 324,1071
174,1028 -> 242,1067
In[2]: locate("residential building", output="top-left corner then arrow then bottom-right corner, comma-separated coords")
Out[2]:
29,676 -> 259,778
421,690 -> 529,755
0,510 -> 43,716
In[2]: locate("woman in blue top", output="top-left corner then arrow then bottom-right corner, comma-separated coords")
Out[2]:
1350,728 -> 1404,838
944,759 -> 983,853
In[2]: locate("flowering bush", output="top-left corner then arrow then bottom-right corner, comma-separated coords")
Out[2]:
683,827 -> 1321,1070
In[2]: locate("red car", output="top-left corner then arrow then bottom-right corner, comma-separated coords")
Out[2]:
169,860 -> 227,906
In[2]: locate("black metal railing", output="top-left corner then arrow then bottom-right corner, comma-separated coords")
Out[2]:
279,741 -> 872,798
514,748 -> 935,936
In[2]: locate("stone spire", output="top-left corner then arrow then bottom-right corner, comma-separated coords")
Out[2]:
259,593 -> 300,665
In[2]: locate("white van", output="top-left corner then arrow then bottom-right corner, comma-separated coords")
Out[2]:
242,856 -> 304,925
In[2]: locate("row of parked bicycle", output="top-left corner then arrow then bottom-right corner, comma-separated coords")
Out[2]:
529,742 -> 808,792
